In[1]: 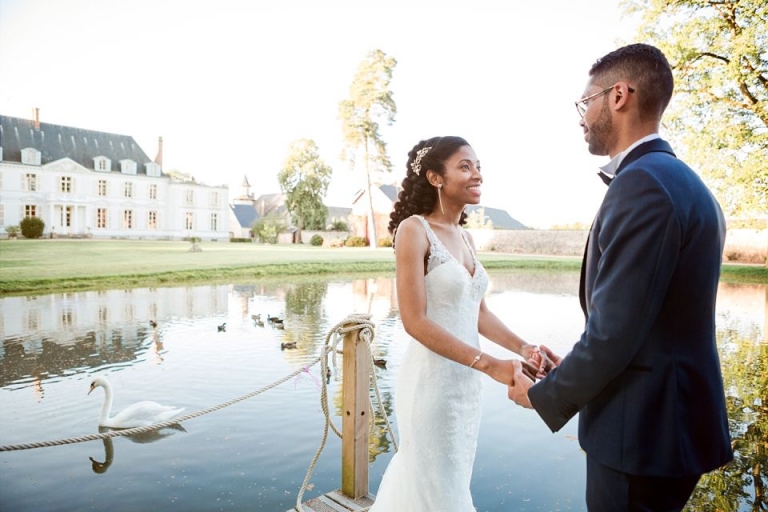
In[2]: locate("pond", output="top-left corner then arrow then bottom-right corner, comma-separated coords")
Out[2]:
0,271 -> 765,512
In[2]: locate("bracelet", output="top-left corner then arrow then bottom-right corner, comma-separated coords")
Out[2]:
469,351 -> 483,369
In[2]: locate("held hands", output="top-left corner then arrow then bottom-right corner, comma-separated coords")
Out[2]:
520,344 -> 559,379
507,344 -> 562,409
538,345 -> 561,376
508,360 -> 535,409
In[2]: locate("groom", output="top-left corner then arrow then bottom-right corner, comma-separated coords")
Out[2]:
507,43 -> 733,511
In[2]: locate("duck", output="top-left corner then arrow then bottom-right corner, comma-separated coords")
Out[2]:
373,358 -> 387,369
251,314 -> 261,322
217,322 -> 227,332
281,341 -> 297,350
267,314 -> 283,324
88,376 -> 185,429
149,320 -> 158,329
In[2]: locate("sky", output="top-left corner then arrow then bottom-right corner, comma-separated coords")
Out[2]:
0,0 -> 641,228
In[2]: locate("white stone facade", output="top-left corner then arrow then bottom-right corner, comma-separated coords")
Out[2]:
0,116 -> 230,241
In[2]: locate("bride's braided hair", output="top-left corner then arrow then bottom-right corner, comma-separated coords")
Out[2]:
388,136 -> 470,244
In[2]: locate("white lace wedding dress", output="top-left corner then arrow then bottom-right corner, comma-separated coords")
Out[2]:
370,215 -> 489,512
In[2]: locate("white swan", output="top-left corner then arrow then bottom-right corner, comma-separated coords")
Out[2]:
88,376 -> 185,429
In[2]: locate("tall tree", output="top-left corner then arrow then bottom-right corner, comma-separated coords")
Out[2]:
339,49 -> 397,247
277,139 -> 332,239
622,0 -> 767,221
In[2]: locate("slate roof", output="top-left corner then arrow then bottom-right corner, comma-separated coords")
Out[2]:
0,115 -> 155,174
254,193 -> 288,217
379,184 -> 399,202
230,204 -> 260,228
466,205 -> 528,229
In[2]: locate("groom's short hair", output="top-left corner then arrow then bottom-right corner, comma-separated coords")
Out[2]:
590,43 -> 674,121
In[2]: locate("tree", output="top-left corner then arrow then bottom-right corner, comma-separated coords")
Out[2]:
339,49 -> 397,247
251,214 -> 286,244
622,0 -> 767,221
277,139 -> 332,239
465,207 -> 494,230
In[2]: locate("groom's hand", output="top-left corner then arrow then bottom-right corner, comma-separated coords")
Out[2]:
508,360 -> 534,409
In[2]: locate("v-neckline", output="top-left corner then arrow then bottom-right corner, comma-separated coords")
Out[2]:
419,216 -> 477,278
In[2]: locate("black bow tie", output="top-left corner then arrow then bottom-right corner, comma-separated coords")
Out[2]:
597,171 -> 614,186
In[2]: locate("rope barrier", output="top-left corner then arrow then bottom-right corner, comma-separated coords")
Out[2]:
294,313 -> 396,512
0,313 -> 398,512
0,361 -> 312,452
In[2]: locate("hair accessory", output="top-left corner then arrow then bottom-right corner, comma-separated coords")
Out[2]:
410,146 -> 432,176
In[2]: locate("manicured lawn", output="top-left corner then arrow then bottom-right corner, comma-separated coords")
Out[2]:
0,239 -> 763,295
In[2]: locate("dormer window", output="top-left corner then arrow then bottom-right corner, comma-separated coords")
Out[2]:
21,148 -> 41,166
146,162 -> 161,177
120,159 -> 137,175
94,156 -> 111,172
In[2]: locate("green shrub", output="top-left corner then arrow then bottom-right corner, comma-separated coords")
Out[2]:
5,225 -> 20,237
344,236 -> 368,247
20,217 -> 45,239
310,234 -> 324,246
229,237 -> 253,243
252,214 -> 286,244
377,236 -> 393,248
330,220 -> 349,232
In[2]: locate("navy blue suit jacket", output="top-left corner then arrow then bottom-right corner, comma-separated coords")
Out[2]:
528,138 -> 733,477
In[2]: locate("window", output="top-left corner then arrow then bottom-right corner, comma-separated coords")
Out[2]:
210,213 -> 218,231
185,212 -> 194,230
96,208 -> 107,229
61,206 -> 72,228
61,309 -> 73,328
98,180 -> 107,196
185,190 -> 194,205
148,211 -> 157,230
21,148 -> 41,165
123,210 -> 133,229
93,156 -> 111,172
25,205 -> 37,218
124,182 -> 133,198
149,184 -> 157,200
60,176 -> 72,193
24,173 -> 38,191
98,305 -> 108,324
210,191 -> 220,207
24,309 -> 40,331
0,204 -> 4,226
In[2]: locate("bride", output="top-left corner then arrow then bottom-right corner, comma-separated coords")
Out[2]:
369,136 -> 542,511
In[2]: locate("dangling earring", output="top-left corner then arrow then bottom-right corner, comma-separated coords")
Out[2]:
437,184 -> 445,216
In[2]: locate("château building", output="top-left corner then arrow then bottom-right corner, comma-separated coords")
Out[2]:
0,112 -> 229,240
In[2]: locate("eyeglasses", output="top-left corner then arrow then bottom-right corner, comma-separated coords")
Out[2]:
575,84 -> 635,118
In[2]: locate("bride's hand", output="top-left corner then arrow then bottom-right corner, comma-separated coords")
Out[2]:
486,358 -> 537,387
537,345 -> 562,377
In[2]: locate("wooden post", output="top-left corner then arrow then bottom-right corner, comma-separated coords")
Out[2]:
341,323 -> 370,498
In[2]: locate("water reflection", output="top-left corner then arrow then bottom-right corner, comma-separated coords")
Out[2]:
0,274 -> 765,511
89,436 -> 114,474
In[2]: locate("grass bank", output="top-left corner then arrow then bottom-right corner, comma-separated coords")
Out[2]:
0,239 -> 764,296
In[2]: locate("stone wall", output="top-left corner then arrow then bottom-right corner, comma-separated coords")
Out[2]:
467,228 -> 767,264
724,229 -> 768,264
467,229 -> 589,256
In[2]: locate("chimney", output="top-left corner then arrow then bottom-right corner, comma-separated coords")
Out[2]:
33,107 -> 40,130
154,136 -> 163,165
